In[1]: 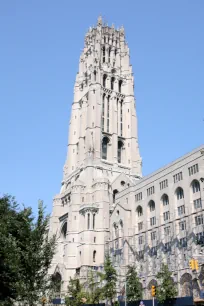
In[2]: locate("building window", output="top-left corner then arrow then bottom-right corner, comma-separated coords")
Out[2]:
87,213 -> 90,229
135,192 -> 142,202
93,250 -> 96,262
149,200 -> 155,212
102,46 -> 105,63
160,179 -> 168,190
113,189 -> 118,204
176,187 -> 184,200
179,220 -> 186,231
138,236 -> 143,245
108,47 -> 111,63
103,74 -> 107,87
163,211 -> 170,221
196,232 -> 204,244
94,237 -> 96,243
111,77 -> 115,90
162,194 -> 169,206
173,172 -> 183,183
150,216 -> 156,226
82,197 -> 84,202
138,250 -> 144,260
178,205 -> 185,216
102,137 -> 109,160
179,237 -> 187,248
120,100 -> 123,136
94,70 -> 96,81
119,80 -> 122,93
164,226 -> 171,236
151,231 -> 156,241
195,215 -> 203,226
164,242 -> 171,253
137,206 -> 143,217
147,186 -> 155,196
107,95 -> 110,133
93,214 -> 95,229
194,198 -> 202,209
102,94 -> 105,131
138,222 -> 143,231
61,222 -> 67,239
192,180 -> 200,193
188,164 -> 199,176
117,140 -> 123,163
150,247 -> 157,256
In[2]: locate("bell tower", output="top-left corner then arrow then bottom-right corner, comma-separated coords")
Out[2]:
49,17 -> 142,294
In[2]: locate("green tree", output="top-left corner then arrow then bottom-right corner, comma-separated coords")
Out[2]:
126,265 -> 143,301
99,255 -> 117,306
156,263 -> 177,304
86,270 -> 103,304
65,278 -> 88,306
0,196 -> 56,306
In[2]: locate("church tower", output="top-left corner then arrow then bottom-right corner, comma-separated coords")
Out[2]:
49,17 -> 142,294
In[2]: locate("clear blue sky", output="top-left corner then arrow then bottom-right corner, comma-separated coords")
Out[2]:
0,1 -> 203,216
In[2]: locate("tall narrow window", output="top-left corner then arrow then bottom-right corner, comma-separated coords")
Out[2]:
120,100 -> 123,136
93,214 -> 95,229
117,98 -> 119,134
107,95 -> 110,133
104,36 -> 106,43
103,46 -> 105,63
102,137 -> 109,160
119,80 -> 122,93
115,48 -> 117,56
108,47 -> 111,63
103,74 -> 107,87
94,70 -> 96,82
93,250 -> 96,262
118,140 -> 123,163
87,213 -> 90,229
111,77 -> 115,90
102,94 -> 105,131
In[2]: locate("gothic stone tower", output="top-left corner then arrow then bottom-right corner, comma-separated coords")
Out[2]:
49,16 -> 142,294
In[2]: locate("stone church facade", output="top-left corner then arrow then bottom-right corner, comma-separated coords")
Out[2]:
49,17 -> 204,299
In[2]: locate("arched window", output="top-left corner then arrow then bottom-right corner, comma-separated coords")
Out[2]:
192,180 -> 200,193
103,74 -> 107,87
87,213 -> 90,229
93,214 -> 95,229
107,95 -> 110,133
94,70 -> 96,82
137,205 -> 143,217
102,137 -> 109,160
119,80 -> 122,93
162,194 -> 169,206
104,36 -> 106,43
176,187 -> 184,200
108,47 -> 111,63
120,100 -> 123,136
93,250 -> 96,262
51,273 -> 62,297
149,200 -> 155,212
111,77 -> 115,90
102,94 -> 105,131
61,222 -> 67,239
113,189 -> 118,203
103,46 -> 105,63
118,140 -> 123,163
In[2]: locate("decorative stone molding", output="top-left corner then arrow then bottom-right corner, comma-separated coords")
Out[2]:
79,206 -> 99,216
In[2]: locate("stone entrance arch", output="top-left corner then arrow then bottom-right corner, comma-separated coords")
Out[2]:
180,273 -> 192,297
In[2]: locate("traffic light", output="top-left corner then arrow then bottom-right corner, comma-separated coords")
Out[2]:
151,285 -> 156,297
195,259 -> 199,271
189,259 -> 195,270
